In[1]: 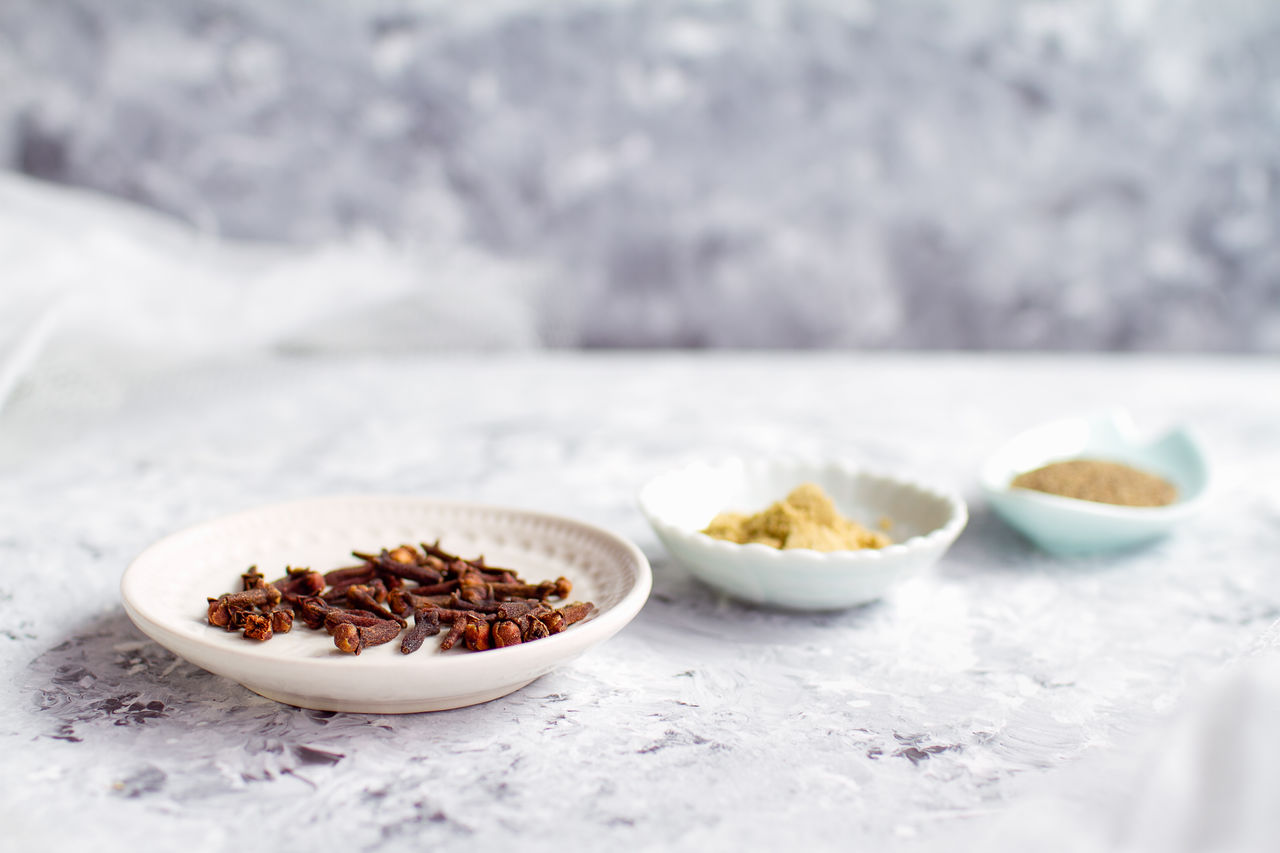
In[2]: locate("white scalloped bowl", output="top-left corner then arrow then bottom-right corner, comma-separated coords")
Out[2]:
638,458 -> 967,610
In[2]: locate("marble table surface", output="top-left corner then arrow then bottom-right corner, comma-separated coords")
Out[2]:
2,352 -> 1278,851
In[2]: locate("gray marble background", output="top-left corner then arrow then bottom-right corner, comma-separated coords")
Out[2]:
2,0 -> 1279,350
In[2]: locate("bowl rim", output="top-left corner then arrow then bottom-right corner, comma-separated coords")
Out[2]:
637,456 -> 969,565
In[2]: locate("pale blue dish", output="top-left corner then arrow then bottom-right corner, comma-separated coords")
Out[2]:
980,411 -> 1209,555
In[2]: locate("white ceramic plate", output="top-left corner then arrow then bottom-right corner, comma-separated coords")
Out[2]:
638,457 -> 967,610
121,496 -> 651,713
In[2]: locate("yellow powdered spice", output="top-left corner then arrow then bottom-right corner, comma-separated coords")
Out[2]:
1011,459 -> 1177,507
701,483 -> 892,551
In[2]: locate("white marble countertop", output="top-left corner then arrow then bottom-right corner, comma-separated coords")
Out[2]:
2,352 -> 1278,851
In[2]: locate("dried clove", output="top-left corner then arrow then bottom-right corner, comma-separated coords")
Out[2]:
496,599 -> 549,621
408,580 -> 461,596
419,540 -> 464,565
323,609 -> 392,635
410,603 -> 495,624
323,564 -> 377,588
448,597 -> 501,613
462,616 -> 493,651
206,597 -> 232,628
386,545 -> 418,564
204,540 -> 593,655
438,618 -> 468,652
400,591 -> 458,610
364,549 -> 445,586
297,596 -> 334,630
556,601 -> 594,627
521,616 -> 551,643
332,619 -> 401,655
387,587 -> 412,618
217,587 -> 282,610
345,584 -> 406,627
268,607 -> 294,634
242,613 -> 273,641
492,620 -> 523,648
271,568 -> 326,597
483,577 -> 572,600
366,577 -> 390,603
457,574 -> 491,604
419,541 -> 516,581
400,608 -> 442,655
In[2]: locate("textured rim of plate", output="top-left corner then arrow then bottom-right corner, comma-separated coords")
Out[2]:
121,495 -> 652,676
638,457 -> 968,565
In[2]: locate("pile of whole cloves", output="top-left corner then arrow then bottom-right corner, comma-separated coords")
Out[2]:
204,542 -> 595,655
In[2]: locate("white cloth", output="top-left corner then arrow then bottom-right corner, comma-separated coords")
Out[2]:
0,171 -> 542,410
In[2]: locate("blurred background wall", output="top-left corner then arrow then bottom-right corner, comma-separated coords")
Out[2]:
2,0 -> 1278,350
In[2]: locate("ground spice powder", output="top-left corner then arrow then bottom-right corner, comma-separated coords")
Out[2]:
1011,459 -> 1177,507
701,483 -> 892,551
